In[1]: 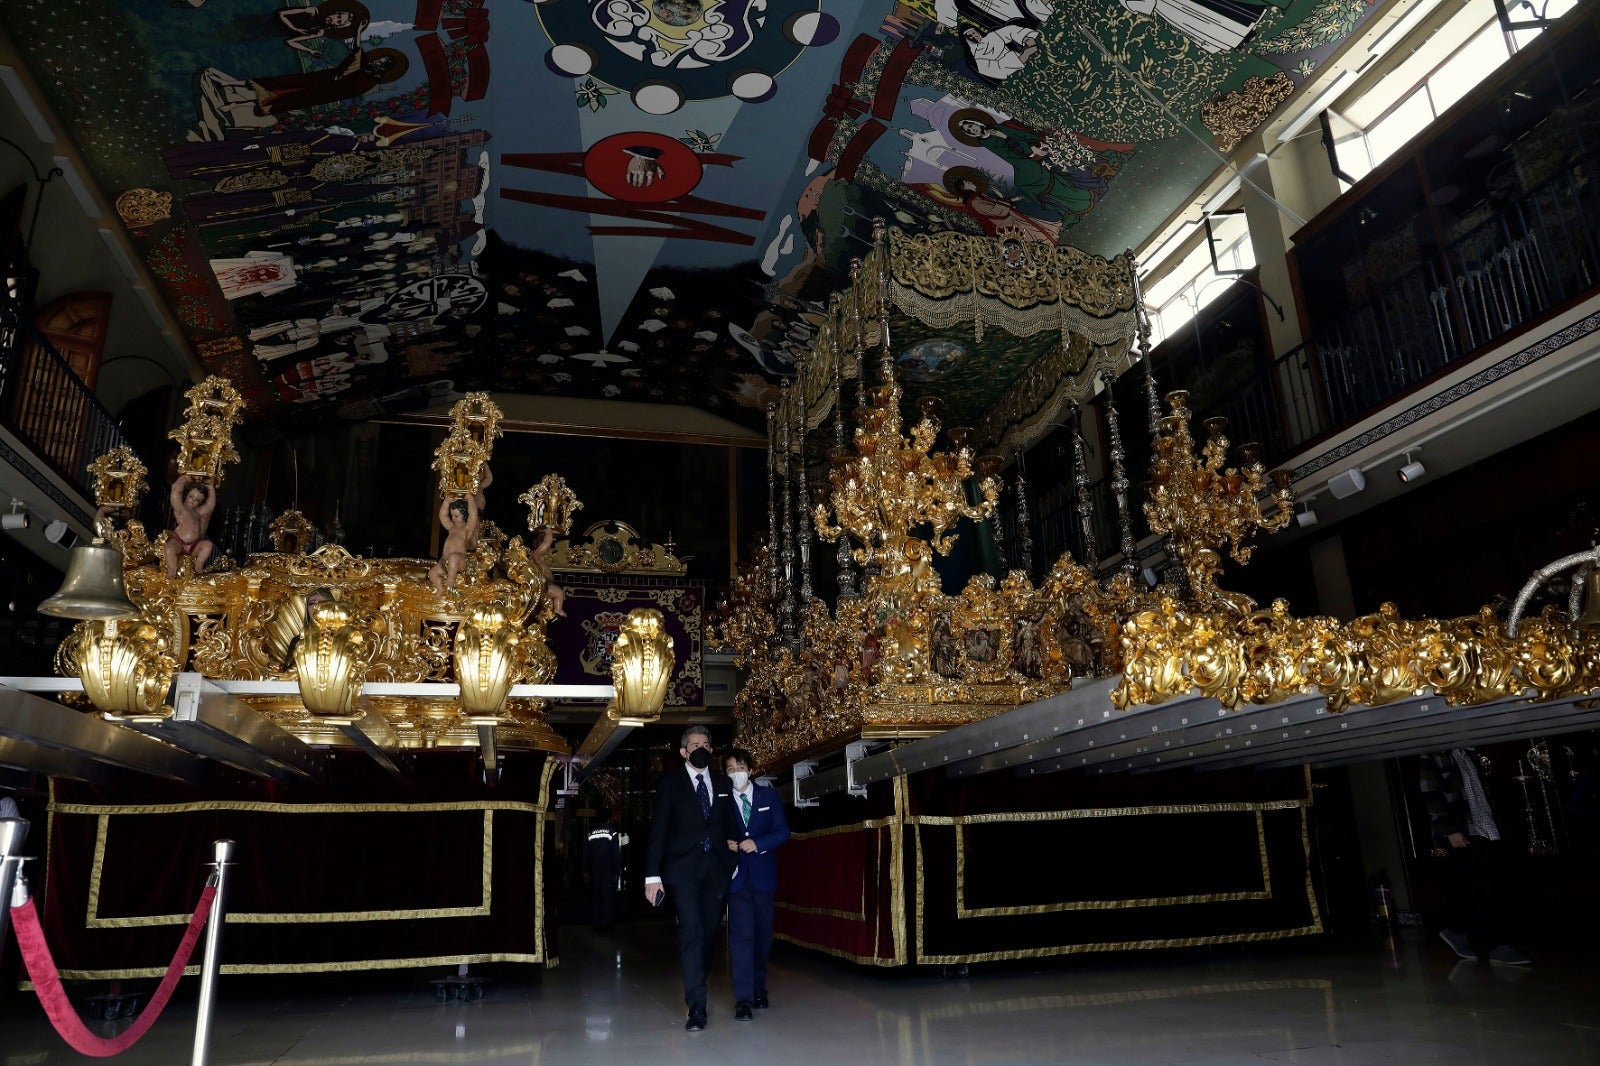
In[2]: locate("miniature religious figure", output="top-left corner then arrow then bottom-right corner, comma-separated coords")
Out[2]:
931,613 -> 962,677
1013,615 -> 1043,678
166,475 -> 218,579
429,494 -> 479,594
529,525 -> 567,617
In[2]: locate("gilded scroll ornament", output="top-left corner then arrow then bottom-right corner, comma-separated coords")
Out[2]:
76,617 -> 176,719
294,597 -> 368,721
454,604 -> 522,721
611,608 -> 675,720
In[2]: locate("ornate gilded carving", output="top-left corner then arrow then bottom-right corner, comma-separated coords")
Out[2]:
520,473 -> 583,537
167,376 -> 244,482
551,520 -> 684,576
610,608 -> 675,721
268,510 -> 318,554
1144,391 -> 1293,611
294,597 -> 368,721
1201,72 -> 1296,154
114,187 -> 172,227
454,603 -> 521,721
76,617 -> 176,719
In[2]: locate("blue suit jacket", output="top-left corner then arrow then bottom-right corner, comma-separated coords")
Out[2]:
728,783 -> 789,895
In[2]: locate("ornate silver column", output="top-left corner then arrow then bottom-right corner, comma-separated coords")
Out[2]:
778,381 -> 798,644
831,297 -> 857,600
1014,451 -> 1035,580
1129,252 -> 1161,436
1104,376 -> 1137,575
793,353 -> 813,607
765,403 -> 779,612
1073,406 -> 1100,571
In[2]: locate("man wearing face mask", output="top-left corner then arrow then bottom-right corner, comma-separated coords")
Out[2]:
644,726 -> 740,1031
724,748 -> 789,1022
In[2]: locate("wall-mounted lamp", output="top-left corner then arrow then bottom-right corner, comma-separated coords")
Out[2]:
1295,499 -> 1319,528
1327,467 -> 1367,500
1,499 -> 27,531
1398,451 -> 1426,483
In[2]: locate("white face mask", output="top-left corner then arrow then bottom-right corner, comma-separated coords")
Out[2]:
729,771 -> 750,791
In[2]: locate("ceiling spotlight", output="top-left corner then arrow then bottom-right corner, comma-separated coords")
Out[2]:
1296,500 -> 1319,528
1327,467 -> 1367,500
1,499 -> 27,531
1140,566 -> 1159,588
1398,452 -> 1426,483
43,519 -> 72,545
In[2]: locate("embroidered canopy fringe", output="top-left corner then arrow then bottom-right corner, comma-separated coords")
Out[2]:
9,885 -> 217,1057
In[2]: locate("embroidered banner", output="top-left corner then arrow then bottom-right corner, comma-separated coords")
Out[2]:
551,574 -> 704,707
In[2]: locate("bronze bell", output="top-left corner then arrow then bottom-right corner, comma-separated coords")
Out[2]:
1577,568 -> 1600,627
38,541 -> 139,620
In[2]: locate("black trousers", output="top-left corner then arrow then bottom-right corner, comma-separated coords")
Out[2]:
1447,836 -> 1500,950
665,849 -> 729,1014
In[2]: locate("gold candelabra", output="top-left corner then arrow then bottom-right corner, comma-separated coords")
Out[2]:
813,366 -> 1000,581
1143,391 -> 1293,609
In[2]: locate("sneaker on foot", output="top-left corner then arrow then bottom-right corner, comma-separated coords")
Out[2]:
1488,943 -> 1531,966
1439,928 -> 1478,961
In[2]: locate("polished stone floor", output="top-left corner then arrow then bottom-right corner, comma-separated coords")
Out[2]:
2,923 -> 1598,1065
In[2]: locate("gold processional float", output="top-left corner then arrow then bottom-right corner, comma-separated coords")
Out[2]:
715,225 -> 1600,772
41,384 -> 676,755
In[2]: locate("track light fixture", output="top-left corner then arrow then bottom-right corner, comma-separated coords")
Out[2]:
1398,451 -> 1426,483
1327,467 -> 1366,500
43,519 -> 75,547
1,499 -> 27,531
1295,499 -> 1319,528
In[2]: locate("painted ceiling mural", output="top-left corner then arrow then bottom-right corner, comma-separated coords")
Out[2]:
0,0 -> 1380,431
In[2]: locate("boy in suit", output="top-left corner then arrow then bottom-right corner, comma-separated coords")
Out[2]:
644,726 -> 740,1031
723,747 -> 790,1021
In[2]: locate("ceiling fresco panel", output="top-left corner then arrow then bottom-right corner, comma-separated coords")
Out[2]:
0,0 -> 1382,432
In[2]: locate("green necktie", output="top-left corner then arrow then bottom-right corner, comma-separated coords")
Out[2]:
741,793 -> 752,825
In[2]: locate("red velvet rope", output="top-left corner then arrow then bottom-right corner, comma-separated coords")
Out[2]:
10,885 -> 217,1057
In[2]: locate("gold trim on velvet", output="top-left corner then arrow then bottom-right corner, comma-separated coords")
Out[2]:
53,800 -> 544,816
788,816 -> 899,839
908,798 -> 1305,825
913,924 -> 1325,965
535,757 -> 556,965
890,777 -> 907,964
45,952 -> 549,981
911,795 -> 1322,964
772,933 -> 904,967
950,807 -> 1273,917
1299,803 -> 1323,933
775,902 -> 866,921
82,808 -> 504,929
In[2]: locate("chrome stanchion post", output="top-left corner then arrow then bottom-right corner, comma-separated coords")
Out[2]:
0,818 -> 29,970
190,839 -> 235,1066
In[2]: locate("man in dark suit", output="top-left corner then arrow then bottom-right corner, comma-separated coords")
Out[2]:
723,747 -> 790,1021
644,726 -> 740,1031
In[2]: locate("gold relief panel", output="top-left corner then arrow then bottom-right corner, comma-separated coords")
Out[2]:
551,521 -> 687,576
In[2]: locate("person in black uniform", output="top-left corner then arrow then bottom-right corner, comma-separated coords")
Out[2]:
643,726 -> 739,1031
583,811 -> 622,932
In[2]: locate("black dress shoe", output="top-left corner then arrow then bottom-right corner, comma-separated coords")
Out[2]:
685,1009 -> 707,1032
735,1002 -> 754,1022
753,990 -> 769,1010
